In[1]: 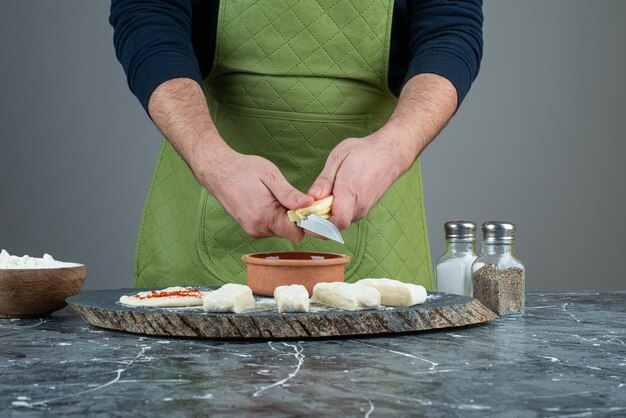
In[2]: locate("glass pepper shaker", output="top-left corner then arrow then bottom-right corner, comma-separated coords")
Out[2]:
472,222 -> 525,316
435,221 -> 477,296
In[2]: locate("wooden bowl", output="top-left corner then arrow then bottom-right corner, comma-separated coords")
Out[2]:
242,251 -> 350,296
0,264 -> 86,318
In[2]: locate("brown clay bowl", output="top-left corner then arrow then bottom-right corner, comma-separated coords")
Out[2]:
0,264 -> 86,318
242,251 -> 350,296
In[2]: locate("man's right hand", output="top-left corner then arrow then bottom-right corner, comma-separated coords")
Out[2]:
148,78 -> 313,242
193,149 -> 314,242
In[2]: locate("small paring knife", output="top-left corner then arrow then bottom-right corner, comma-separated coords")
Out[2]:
297,214 -> 344,244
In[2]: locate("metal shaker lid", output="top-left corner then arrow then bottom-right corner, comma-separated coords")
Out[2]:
444,221 -> 476,242
482,221 -> 516,243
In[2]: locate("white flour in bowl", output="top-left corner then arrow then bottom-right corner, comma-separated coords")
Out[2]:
0,249 -> 80,269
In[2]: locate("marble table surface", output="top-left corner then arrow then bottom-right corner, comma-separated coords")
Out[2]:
1,292 -> 625,417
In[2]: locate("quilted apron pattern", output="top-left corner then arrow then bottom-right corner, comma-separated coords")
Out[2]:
134,0 -> 434,288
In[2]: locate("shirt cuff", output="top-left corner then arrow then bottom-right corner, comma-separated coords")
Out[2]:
130,51 -> 203,112
404,50 -> 474,108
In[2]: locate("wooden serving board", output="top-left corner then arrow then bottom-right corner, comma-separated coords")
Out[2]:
67,288 -> 496,339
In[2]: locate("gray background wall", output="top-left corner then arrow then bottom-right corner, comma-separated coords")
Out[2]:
1,1 -> 624,291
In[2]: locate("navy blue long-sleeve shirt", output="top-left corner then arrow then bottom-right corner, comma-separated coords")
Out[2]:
110,0 -> 483,112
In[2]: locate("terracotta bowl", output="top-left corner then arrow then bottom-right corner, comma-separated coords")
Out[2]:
0,264 -> 86,318
242,252 -> 350,296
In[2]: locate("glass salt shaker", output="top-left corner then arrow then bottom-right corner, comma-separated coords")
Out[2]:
435,221 -> 477,296
472,222 -> 525,316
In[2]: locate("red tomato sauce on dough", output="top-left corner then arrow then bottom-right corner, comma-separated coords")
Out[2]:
134,289 -> 203,300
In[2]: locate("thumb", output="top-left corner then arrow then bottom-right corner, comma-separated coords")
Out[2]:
264,171 -> 314,210
308,151 -> 347,198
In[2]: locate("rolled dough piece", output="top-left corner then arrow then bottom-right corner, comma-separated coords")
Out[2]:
203,283 -> 255,313
359,278 -> 427,307
274,285 -> 310,313
119,287 -> 204,308
311,282 -> 380,311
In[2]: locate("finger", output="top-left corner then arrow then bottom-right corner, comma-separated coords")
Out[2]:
269,211 -> 306,243
263,170 -> 314,210
241,221 -> 272,239
328,182 -> 356,231
308,150 -> 348,198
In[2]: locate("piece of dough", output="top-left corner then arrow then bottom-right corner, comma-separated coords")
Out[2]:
274,285 -> 310,313
359,278 -> 427,307
119,287 -> 204,308
203,283 -> 255,313
311,282 -> 380,311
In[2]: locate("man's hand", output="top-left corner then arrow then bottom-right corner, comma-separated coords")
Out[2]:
195,150 -> 314,242
307,73 -> 458,231
307,129 -> 413,231
148,77 -> 313,242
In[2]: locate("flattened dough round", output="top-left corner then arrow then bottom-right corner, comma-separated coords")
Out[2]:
119,287 -> 204,308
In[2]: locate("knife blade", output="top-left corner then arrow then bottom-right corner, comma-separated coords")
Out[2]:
297,214 -> 344,244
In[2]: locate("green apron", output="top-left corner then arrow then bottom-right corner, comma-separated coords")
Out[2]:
135,0 -> 433,289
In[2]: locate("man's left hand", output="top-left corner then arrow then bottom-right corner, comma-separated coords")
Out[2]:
307,126 -> 416,232
307,73 -> 457,234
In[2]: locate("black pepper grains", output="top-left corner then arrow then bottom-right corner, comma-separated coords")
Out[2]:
473,265 -> 525,316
